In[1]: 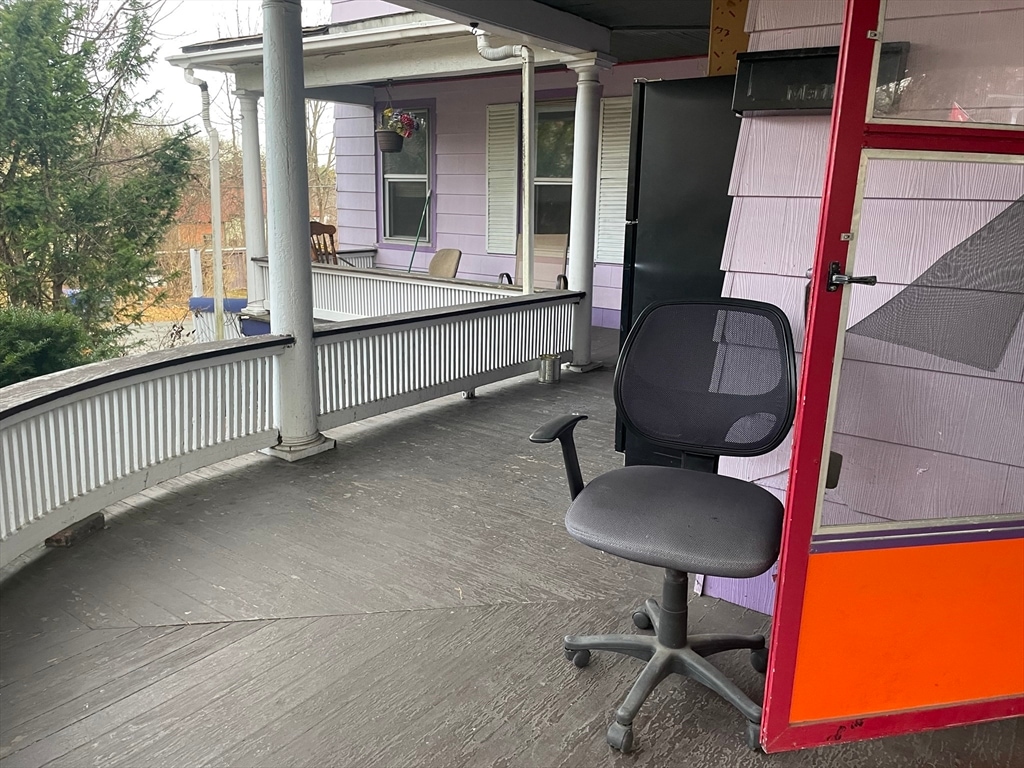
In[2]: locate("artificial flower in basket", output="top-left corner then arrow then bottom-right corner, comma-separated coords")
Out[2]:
375,108 -> 424,153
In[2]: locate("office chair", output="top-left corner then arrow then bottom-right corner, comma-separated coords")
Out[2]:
530,299 -> 796,753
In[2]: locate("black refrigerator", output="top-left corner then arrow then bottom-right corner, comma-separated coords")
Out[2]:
616,76 -> 743,468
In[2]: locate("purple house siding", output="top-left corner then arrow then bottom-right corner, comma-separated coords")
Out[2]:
331,0 -> 405,23
333,102 -> 377,246
334,55 -> 705,327
703,0 -> 1024,614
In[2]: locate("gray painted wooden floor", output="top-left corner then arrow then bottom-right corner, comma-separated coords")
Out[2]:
2,329 -> 1021,767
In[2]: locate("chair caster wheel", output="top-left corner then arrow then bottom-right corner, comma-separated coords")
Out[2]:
631,610 -> 652,630
564,648 -> 591,668
750,646 -> 768,674
745,720 -> 762,752
607,721 -> 634,753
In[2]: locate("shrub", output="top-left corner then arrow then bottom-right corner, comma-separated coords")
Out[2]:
0,306 -> 91,387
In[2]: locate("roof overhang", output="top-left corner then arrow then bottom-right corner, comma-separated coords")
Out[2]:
390,0 -> 714,62
167,12 -> 574,103
388,0 -> 611,55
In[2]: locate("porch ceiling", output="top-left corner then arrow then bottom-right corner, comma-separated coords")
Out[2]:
393,0 -> 712,62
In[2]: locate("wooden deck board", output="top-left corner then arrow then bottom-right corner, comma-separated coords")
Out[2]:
2,329 -> 1021,767
0,623 -> 266,761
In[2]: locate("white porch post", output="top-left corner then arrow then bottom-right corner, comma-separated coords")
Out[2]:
261,0 -> 335,461
237,89 -> 268,312
566,56 -> 611,372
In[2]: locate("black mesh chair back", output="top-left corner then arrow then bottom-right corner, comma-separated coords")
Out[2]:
614,299 -> 796,458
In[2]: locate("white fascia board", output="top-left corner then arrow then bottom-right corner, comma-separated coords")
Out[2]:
165,15 -> 469,75
388,0 -> 612,55
229,35 -> 567,96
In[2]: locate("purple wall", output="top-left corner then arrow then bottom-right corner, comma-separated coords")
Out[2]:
331,0 -> 406,23
704,0 -> 1024,614
334,57 -> 706,328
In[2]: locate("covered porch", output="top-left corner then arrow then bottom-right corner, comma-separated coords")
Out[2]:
2,0 -> 1022,763
2,328 -> 1019,766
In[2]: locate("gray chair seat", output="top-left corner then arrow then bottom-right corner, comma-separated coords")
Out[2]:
566,465 -> 783,579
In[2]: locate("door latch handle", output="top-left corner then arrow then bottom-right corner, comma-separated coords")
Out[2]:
827,261 -> 877,291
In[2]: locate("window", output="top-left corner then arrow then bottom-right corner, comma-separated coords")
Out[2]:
382,109 -> 429,241
535,104 -> 575,235
484,98 -> 632,260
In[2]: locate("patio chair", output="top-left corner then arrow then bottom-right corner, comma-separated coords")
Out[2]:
499,233 -> 569,290
530,299 -> 797,754
310,221 -> 337,265
427,248 -> 462,278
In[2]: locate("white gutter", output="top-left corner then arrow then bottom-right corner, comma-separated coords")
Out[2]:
184,68 -> 225,340
473,25 -> 536,294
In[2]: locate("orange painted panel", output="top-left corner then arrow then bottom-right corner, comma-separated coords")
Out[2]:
790,538 -> 1024,723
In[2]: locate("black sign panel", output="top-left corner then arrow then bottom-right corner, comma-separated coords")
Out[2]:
733,42 -> 910,113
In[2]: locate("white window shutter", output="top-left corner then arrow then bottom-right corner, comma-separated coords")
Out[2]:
595,97 -> 632,264
486,103 -> 519,254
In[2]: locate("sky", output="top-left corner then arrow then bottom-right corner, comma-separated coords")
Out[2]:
145,0 -> 333,135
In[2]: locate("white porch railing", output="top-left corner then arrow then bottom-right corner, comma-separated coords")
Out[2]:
253,259 -> 520,321
1,290 -> 580,569
333,251 -> 375,270
315,291 -> 581,430
0,336 -> 290,568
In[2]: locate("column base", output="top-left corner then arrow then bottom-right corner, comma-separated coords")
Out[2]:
568,360 -> 604,373
260,434 -> 336,462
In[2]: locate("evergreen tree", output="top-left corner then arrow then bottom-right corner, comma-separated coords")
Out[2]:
0,0 -> 194,358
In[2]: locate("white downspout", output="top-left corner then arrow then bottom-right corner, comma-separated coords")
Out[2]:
472,26 -> 535,294
184,69 -> 225,340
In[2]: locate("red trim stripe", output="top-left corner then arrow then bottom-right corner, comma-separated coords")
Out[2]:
864,122 -> 1024,155
762,0 -> 883,746
766,697 -> 1024,753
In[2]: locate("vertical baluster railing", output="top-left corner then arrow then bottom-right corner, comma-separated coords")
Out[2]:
313,292 -> 580,431
0,336 -> 290,568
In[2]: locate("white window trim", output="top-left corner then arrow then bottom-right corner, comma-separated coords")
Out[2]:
534,102 -> 575,235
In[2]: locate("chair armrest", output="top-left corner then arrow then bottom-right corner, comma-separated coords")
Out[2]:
530,414 -> 588,501
530,414 -> 588,443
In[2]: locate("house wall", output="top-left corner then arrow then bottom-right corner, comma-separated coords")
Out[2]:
331,0 -> 406,23
703,0 -> 1024,613
333,56 -> 706,328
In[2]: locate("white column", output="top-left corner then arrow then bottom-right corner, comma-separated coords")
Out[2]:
521,48 -> 536,294
237,89 -> 268,313
566,56 -> 611,372
260,0 -> 335,461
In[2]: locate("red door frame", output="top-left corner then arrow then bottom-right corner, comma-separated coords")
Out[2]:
762,0 -> 1024,752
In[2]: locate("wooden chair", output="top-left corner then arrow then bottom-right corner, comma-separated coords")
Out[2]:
310,221 -> 337,265
427,248 -> 462,279
499,233 -> 569,290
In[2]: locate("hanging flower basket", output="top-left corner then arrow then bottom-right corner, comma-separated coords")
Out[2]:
375,128 -> 404,153
375,107 -> 424,153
